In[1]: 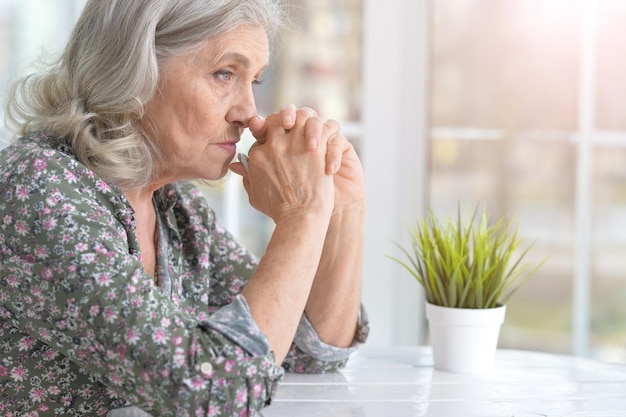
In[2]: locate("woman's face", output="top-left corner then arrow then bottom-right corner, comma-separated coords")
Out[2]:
142,25 -> 269,184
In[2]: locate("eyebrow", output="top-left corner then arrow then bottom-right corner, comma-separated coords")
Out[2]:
218,52 -> 268,72
220,52 -> 251,67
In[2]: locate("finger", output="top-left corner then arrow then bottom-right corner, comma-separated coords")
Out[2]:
304,117 -> 324,151
229,162 -> 248,177
279,104 -> 297,132
326,134 -> 348,175
237,153 -> 249,172
323,120 -> 345,174
248,116 -> 268,143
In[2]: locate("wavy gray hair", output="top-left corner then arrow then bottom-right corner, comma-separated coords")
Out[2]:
4,0 -> 285,191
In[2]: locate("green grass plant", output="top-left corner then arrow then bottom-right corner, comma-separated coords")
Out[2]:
388,205 -> 544,309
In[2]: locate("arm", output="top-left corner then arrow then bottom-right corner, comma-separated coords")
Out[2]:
234,108 -> 368,367
234,113 -> 336,364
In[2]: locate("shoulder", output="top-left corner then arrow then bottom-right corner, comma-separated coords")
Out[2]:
1,130 -> 88,186
0,130 -> 129,219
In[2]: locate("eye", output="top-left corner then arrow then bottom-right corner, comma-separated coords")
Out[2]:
214,70 -> 234,82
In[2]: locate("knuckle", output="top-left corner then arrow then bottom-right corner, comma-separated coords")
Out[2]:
298,107 -> 318,118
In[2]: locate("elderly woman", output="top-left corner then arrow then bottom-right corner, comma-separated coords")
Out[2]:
0,0 -> 367,416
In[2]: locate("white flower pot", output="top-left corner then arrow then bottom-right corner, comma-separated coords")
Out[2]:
425,302 -> 506,374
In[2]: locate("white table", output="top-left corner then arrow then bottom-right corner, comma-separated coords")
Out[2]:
261,346 -> 626,417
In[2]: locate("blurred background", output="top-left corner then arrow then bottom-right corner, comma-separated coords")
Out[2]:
1,0 -> 626,363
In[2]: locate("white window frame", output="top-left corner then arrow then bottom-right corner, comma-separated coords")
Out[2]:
360,0 -> 431,346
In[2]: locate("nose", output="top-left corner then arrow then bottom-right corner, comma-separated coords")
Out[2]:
226,83 -> 258,128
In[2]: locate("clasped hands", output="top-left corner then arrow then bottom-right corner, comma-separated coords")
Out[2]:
230,104 -> 364,222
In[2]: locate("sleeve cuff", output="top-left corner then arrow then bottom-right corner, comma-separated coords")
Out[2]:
293,304 -> 369,362
203,294 -> 271,357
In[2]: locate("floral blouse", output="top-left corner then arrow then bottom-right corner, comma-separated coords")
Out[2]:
0,131 -> 369,416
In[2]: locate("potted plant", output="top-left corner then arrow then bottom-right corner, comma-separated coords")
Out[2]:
388,204 -> 545,374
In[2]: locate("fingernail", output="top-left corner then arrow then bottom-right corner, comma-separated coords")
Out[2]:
307,137 -> 318,150
329,162 -> 336,174
283,115 -> 293,126
238,153 -> 249,171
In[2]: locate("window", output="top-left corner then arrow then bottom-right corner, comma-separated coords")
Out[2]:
429,0 -> 626,362
3,0 -> 624,364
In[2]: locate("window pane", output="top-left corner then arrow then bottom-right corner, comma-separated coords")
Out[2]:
591,146 -> 626,362
431,0 -> 579,130
273,0 -> 363,122
596,1 -> 626,130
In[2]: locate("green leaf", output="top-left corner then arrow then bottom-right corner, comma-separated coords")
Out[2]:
387,203 -> 546,309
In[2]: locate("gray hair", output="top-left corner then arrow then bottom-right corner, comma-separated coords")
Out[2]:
4,0 -> 285,191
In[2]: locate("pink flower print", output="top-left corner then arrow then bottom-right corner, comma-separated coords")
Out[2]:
172,336 -> 183,346
140,372 -> 151,383
246,365 -> 258,378
116,343 -> 127,358
191,377 -> 206,390
35,245 -> 49,260
10,366 -> 27,382
0,366 -> 7,377
37,404 -> 50,412
29,387 -> 45,402
173,348 -> 185,368
207,405 -> 220,417
236,387 -> 247,405
6,275 -> 19,288
253,383 -> 263,398
17,336 -> 34,351
97,273 -> 113,287
153,328 -> 167,345
39,267 -> 54,280
63,170 -> 78,183
45,191 -> 62,206
127,329 -> 140,345
15,220 -> 28,236
43,350 -> 59,360
48,385 -> 60,395
109,374 -> 123,386
61,394 -> 73,406
89,304 -> 100,316
224,360 -> 236,373
38,328 -> 52,342
42,217 -> 57,230
15,185 -> 29,201
33,158 -> 47,171
96,180 -> 111,193
2,214 -> 12,225
103,306 -> 117,323
131,296 -> 142,308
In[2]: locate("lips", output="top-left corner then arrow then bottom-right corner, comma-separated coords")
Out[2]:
218,141 -> 238,154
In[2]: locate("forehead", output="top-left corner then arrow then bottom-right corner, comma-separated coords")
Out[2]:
198,25 -> 270,70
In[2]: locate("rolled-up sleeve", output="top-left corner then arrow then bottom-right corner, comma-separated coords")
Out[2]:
282,304 -> 370,374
